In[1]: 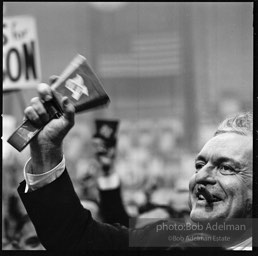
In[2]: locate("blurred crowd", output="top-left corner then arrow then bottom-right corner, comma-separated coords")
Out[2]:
2,116 -> 217,250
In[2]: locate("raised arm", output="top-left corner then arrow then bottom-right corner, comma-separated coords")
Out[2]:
17,83 -> 129,250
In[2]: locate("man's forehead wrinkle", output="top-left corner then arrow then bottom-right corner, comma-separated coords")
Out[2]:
207,133 -> 250,151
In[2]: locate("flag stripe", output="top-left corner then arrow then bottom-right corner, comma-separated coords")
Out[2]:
98,33 -> 181,77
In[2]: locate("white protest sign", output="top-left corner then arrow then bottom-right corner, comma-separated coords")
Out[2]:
2,115 -> 17,162
3,16 -> 41,90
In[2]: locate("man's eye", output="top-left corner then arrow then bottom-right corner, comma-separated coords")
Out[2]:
218,165 -> 236,175
195,162 -> 205,171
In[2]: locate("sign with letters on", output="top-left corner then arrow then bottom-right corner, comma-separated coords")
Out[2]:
3,16 -> 41,90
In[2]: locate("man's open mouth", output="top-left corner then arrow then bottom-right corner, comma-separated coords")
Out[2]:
196,185 -> 222,204
196,192 -> 221,202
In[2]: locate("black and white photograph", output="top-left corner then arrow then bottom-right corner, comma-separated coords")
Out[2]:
2,2 -> 255,252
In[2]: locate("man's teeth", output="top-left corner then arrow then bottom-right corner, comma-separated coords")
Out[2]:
197,194 -> 220,202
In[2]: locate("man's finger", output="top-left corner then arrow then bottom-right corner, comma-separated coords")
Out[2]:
37,83 -> 53,102
24,106 -> 43,127
30,97 -> 49,123
49,75 -> 59,85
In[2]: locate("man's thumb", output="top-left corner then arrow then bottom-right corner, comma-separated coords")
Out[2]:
62,97 -> 75,126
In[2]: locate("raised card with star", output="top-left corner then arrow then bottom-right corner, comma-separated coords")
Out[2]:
52,54 -> 110,113
7,54 -> 110,152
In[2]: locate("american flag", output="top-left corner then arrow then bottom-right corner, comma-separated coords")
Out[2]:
98,33 -> 182,78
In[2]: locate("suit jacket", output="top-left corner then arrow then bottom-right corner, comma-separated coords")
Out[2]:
17,169 -> 158,251
99,186 -> 133,228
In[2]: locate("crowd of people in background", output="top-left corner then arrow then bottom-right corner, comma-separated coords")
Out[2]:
2,117 -> 217,250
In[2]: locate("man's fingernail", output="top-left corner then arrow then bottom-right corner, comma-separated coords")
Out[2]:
44,95 -> 52,101
63,97 -> 69,106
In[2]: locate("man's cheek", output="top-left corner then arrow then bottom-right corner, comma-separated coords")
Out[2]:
188,194 -> 193,210
188,175 -> 196,191
186,175 -> 196,212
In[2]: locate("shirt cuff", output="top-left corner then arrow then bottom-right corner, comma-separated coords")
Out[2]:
24,156 -> 66,193
97,173 -> 120,190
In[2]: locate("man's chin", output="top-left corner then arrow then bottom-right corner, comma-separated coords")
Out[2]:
190,209 -> 222,223
190,213 -> 211,223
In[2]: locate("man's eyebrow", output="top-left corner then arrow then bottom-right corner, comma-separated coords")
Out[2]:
195,155 -> 206,163
195,155 -> 243,169
214,157 -> 242,169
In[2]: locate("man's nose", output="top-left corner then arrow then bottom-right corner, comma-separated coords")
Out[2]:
195,164 -> 216,185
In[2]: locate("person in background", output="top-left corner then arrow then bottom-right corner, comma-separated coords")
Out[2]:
17,83 -> 252,250
92,119 -> 131,227
17,215 -> 45,250
93,119 -> 171,228
74,119 -> 131,226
